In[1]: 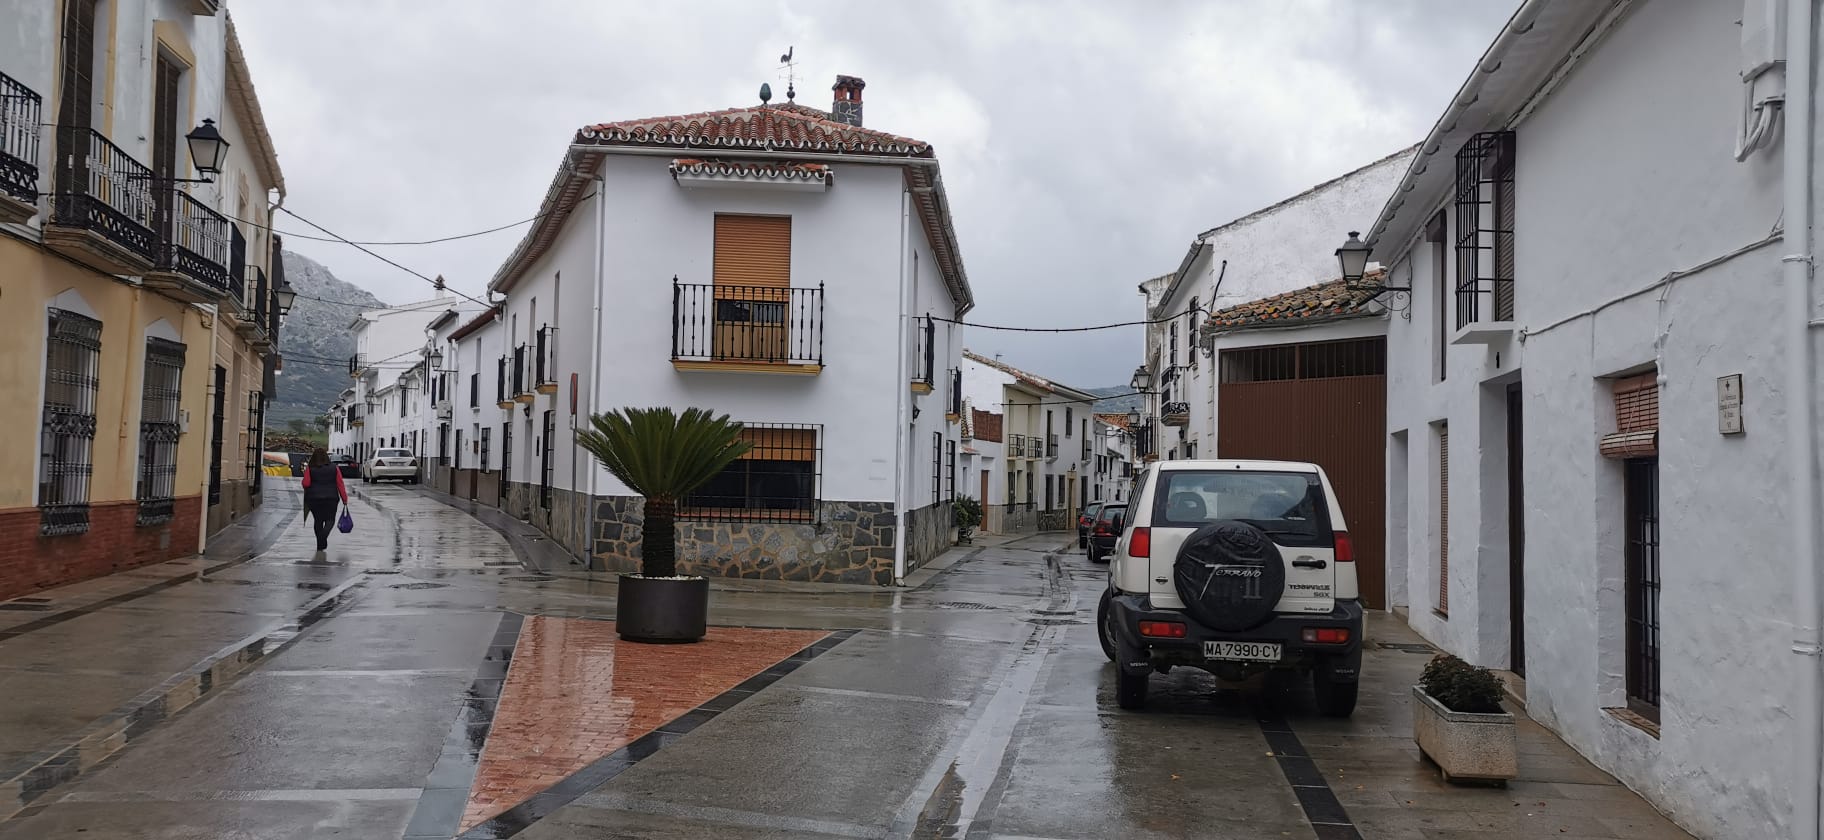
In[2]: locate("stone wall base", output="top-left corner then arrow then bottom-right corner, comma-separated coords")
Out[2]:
905,499 -> 954,573
591,497 -> 897,585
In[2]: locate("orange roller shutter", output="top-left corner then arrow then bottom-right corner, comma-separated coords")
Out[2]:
714,215 -> 792,291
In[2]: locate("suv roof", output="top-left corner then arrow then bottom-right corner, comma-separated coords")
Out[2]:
1152,459 -> 1320,474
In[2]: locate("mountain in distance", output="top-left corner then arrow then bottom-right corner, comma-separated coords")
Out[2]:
1086,386 -> 1141,416
267,250 -> 387,425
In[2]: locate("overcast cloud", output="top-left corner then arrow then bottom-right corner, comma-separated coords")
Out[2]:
232,0 -> 1517,387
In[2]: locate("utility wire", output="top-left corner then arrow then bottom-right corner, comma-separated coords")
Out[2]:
928,305 -> 1209,334
277,207 -> 491,308
226,192 -> 597,247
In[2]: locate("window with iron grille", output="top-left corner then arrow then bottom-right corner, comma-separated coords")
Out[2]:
1624,457 -> 1660,721
930,431 -> 941,505
1044,474 -> 1054,511
208,366 -> 225,505
479,427 -> 491,473
245,390 -> 263,500
134,338 -> 185,525
946,440 -> 956,499
501,421 -> 511,485
454,429 -> 462,470
437,423 -> 448,464
1218,338 -> 1387,383
1168,322 -> 1178,370
1187,297 -> 1200,368
1453,131 -> 1516,329
540,410 -> 554,509
1006,467 -> 1016,506
40,309 -> 102,535
684,423 -> 821,522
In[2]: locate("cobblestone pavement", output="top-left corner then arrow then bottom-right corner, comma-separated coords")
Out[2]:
0,481 -> 1695,839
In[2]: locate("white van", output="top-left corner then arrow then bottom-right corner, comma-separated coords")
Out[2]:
1097,459 -> 1363,716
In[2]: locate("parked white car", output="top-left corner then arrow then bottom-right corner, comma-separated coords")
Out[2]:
362,448 -> 420,484
1097,459 -> 1362,716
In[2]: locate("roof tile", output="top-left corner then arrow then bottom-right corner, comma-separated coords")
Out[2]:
1199,271 -> 1385,338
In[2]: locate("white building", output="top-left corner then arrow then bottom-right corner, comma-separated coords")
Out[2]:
1372,1 -> 1819,836
960,350 -> 1096,534
342,290 -> 477,463
434,304 -> 505,502
473,77 -> 972,585
1138,147 -> 1413,462
1089,414 -> 1136,505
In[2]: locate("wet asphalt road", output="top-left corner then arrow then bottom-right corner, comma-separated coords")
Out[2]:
0,481 -> 1689,839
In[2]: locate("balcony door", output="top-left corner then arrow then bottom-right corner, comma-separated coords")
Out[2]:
151,55 -> 181,244
711,214 -> 791,362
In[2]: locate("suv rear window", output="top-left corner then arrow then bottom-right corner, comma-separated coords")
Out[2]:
1150,470 -> 1331,547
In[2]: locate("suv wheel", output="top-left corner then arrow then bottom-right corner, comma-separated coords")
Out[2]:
1312,663 -> 1358,718
1096,589 -> 1117,663
1115,666 -> 1148,710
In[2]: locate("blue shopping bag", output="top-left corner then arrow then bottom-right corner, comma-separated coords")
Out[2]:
337,508 -> 354,534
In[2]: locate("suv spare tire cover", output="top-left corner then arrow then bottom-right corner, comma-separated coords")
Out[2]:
1173,520 -> 1286,632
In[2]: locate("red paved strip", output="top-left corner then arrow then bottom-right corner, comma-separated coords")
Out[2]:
462,617 -> 827,829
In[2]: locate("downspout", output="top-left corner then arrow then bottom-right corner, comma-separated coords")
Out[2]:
1788,3 -> 1820,839
586,160 -> 607,568
892,186 -> 912,584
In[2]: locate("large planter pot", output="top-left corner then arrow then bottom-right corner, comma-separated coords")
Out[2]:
617,574 -> 709,644
1411,686 -> 1517,783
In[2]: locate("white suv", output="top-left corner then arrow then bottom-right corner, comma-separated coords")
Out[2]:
1097,459 -> 1363,716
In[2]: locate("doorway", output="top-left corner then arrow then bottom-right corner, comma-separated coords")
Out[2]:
1506,382 -> 1525,676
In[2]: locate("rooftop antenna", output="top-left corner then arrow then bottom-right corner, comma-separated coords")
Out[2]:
778,46 -> 797,102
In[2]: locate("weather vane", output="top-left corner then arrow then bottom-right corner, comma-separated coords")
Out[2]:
778,46 -> 797,101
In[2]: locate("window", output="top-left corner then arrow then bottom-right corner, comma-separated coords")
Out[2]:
399,390 -> 407,417
40,309 -> 102,535
454,429 -> 463,470
1187,297 -> 1200,368
684,423 -> 821,521
1006,467 -> 1016,506
469,372 -> 478,408
931,431 -> 941,504
710,214 -> 793,362
1169,321 -> 1179,369
541,410 -> 555,508
1453,130 -> 1516,328
946,440 -> 956,499
1065,407 -> 1073,434
1152,469 -> 1331,547
438,424 -> 449,463
1438,423 -> 1450,615
1044,474 -> 1054,511
1427,210 -> 1449,381
208,366 -> 225,505
57,0 -> 98,131
501,422 -> 511,485
1624,457 -> 1660,721
245,390 -> 263,499
479,427 -> 491,473
134,338 -> 185,525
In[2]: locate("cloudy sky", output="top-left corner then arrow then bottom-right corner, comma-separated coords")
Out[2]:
232,0 -> 1517,387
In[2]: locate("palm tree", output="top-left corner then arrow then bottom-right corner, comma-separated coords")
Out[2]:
575,407 -> 751,578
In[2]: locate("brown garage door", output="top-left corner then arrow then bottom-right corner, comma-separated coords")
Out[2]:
1216,337 -> 1387,609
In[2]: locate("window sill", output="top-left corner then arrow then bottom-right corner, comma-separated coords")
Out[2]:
1450,320 -> 1516,346
672,360 -> 822,376
1604,706 -> 1661,739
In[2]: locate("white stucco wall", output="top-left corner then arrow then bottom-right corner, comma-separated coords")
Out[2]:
1383,1 -> 1810,835
959,354 -> 1094,511
449,312 -> 504,470
495,198 -> 598,495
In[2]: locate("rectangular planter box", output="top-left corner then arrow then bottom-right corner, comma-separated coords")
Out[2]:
1411,686 -> 1517,782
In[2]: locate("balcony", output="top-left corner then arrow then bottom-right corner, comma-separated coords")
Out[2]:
347,354 -> 367,379
1046,434 -> 1059,460
346,403 -> 366,428
234,265 -> 273,350
0,71 -> 41,224
1007,434 -> 1028,459
496,355 -> 514,409
672,280 -> 823,374
1162,401 -> 1191,427
535,326 -> 559,394
511,344 -> 535,403
910,316 -> 934,393
43,127 -> 158,276
947,367 -> 962,421
143,187 -> 233,303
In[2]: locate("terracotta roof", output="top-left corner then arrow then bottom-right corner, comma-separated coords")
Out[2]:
449,305 -> 501,342
1199,273 -> 1385,338
962,350 -> 1098,401
971,409 -> 1003,443
669,158 -> 832,184
1094,413 -> 1130,430
577,105 -> 931,158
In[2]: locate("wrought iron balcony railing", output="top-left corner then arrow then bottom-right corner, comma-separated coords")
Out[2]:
153,187 -> 232,293
1046,434 -> 1059,459
49,126 -> 158,262
534,326 -> 558,391
0,71 -> 42,212
912,315 -> 934,387
672,280 -> 823,366
347,354 -> 365,378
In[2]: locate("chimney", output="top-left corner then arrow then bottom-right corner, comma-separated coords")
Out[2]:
831,75 -> 865,127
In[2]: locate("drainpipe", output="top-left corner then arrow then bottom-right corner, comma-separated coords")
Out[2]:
1788,2 -> 1820,839
586,160 -> 607,567
892,187 -> 912,584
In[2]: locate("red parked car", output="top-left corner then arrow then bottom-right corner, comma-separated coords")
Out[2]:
1077,502 -> 1105,548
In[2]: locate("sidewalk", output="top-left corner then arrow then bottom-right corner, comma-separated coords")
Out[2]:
0,485 -> 382,821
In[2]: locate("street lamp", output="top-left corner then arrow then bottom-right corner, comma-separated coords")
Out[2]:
1129,365 -> 1153,393
272,277 -> 297,314
185,119 -> 231,176
1336,230 -> 1371,287
427,348 -> 444,370
1126,408 -> 1141,428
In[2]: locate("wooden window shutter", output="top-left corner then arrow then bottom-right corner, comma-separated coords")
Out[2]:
713,215 -> 792,289
737,427 -> 815,461
1439,424 -> 1450,615
1601,371 -> 1658,459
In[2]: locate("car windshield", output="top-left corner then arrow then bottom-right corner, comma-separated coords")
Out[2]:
376,449 -> 412,459
1150,470 -> 1330,547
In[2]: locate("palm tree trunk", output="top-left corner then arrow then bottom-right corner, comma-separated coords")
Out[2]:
642,496 -> 677,578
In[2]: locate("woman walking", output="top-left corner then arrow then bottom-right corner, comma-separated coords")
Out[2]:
300,449 -> 349,551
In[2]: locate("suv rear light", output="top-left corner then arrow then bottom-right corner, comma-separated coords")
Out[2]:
1301,627 -> 1351,644
1129,527 -> 1151,558
1139,620 -> 1186,638
1333,531 -> 1354,563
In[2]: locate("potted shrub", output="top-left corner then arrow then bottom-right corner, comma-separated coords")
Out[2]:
953,496 -> 982,545
1412,654 -> 1517,783
576,407 -> 750,644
